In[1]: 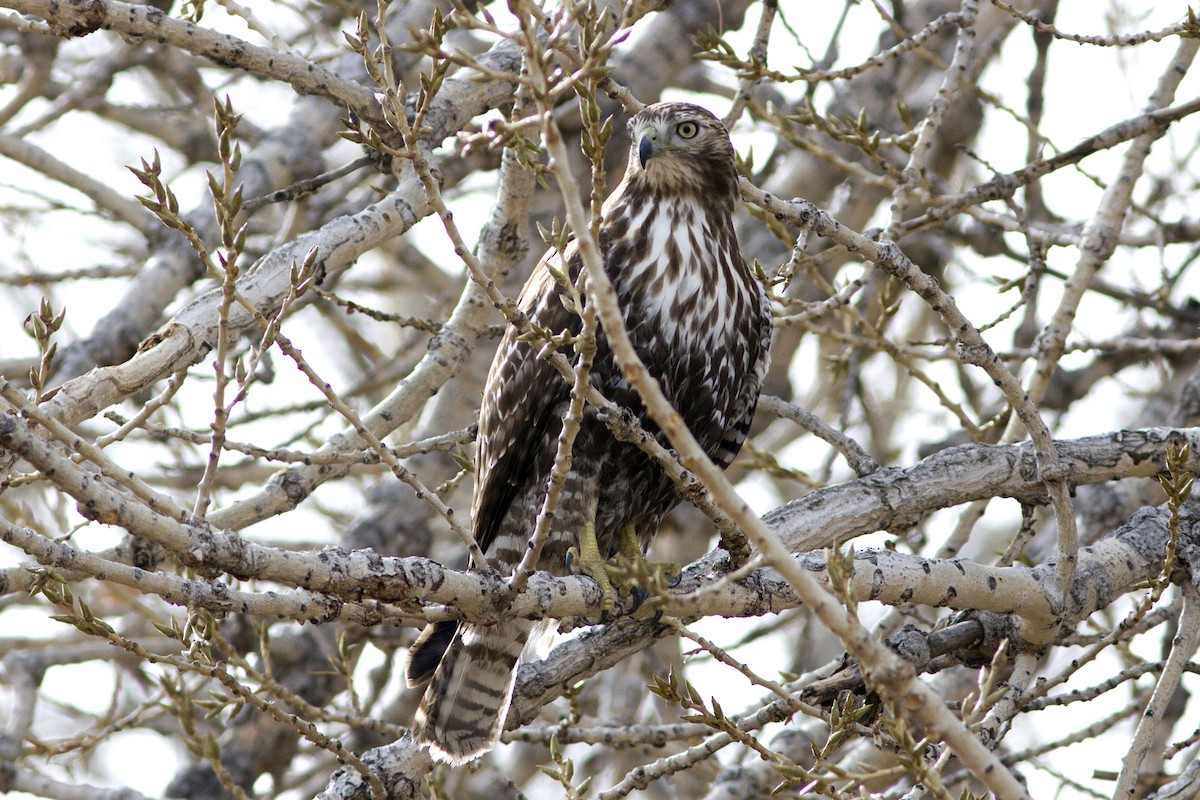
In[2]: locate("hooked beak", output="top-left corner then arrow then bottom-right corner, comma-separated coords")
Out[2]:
638,133 -> 658,168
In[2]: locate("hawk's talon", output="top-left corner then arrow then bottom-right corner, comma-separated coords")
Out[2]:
569,522 -> 678,621
628,584 -> 650,612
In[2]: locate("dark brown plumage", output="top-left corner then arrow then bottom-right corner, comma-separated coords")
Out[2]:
407,101 -> 772,764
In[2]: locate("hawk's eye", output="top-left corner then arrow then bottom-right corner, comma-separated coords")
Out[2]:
676,121 -> 699,139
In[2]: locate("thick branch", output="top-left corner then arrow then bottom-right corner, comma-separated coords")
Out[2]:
2,0 -> 381,122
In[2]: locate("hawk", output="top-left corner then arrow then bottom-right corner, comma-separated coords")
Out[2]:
406,102 -> 772,764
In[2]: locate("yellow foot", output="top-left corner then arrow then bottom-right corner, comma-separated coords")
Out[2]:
567,523 -> 680,621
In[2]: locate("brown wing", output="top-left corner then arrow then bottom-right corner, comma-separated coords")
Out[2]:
472,255 -> 580,556
408,254 -> 577,686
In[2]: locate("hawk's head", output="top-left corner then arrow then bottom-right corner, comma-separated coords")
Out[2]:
624,102 -> 738,201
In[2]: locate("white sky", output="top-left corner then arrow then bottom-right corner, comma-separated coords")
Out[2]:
3,2 -> 1199,798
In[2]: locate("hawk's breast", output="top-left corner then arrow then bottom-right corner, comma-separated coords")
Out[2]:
602,195 -> 770,459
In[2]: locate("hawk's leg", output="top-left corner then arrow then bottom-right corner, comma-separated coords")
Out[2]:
569,524 -> 680,620
568,520 -> 618,621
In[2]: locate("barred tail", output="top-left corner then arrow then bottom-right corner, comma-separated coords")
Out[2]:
409,619 -> 536,765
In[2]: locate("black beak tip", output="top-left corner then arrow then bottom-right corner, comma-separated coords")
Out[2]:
638,136 -> 654,168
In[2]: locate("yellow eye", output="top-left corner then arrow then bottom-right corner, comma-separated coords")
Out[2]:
676,121 -> 699,139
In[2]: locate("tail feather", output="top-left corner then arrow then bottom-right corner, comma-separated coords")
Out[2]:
411,619 -> 540,765
406,620 -> 458,687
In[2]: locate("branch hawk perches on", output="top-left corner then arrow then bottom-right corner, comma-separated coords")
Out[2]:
406,101 -> 773,765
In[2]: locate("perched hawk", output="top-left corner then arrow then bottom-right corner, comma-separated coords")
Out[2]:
407,102 -> 772,764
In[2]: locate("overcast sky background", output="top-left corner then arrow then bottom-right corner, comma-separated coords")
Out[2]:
2,2 -> 1198,797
